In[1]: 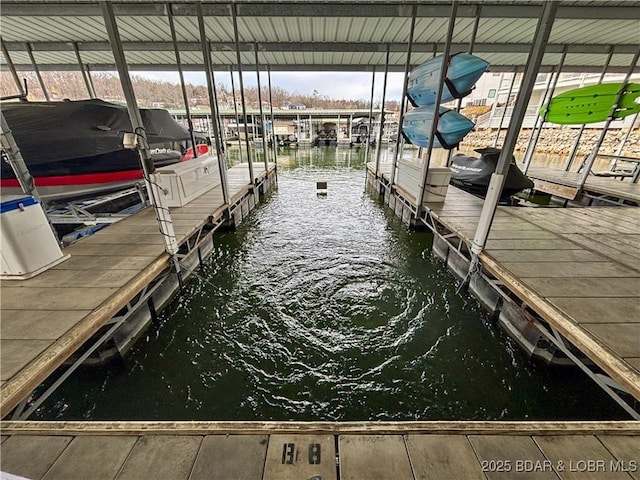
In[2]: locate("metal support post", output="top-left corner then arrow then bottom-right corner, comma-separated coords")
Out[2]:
389,5 -> 417,186
523,46 -> 567,173
72,42 -> 95,98
100,1 -> 179,256
1,113 -> 41,201
26,42 -> 49,101
230,67 -> 244,155
471,1 -> 558,258
167,3 -> 198,158
196,1 -> 229,204
231,3 -> 255,186
447,4 -> 480,166
374,45 -> 391,176
416,1 -> 458,220
1,37 -> 26,98
254,44 -> 269,170
267,65 -> 278,166
365,67 -> 376,160
492,70 -> 518,148
577,48 -> 640,188
564,47 -> 614,171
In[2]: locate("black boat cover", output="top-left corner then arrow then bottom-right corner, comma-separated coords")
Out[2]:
450,147 -> 534,197
1,99 -> 192,165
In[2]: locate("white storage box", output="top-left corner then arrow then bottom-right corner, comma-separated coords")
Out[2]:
395,159 -> 451,203
1,195 -> 69,279
422,167 -> 452,202
155,155 -> 221,207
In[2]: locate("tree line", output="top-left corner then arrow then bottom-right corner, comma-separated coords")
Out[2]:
0,71 -> 399,111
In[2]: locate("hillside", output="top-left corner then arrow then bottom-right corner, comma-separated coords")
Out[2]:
0,71 -> 398,111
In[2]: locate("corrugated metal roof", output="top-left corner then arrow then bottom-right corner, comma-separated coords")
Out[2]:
1,1 -> 639,73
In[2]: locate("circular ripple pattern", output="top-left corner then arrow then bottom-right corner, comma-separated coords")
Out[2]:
35,148 -> 628,421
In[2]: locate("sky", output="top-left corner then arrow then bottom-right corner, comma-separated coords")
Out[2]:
133,70 -> 406,102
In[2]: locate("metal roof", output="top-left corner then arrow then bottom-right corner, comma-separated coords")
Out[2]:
1,1 -> 639,74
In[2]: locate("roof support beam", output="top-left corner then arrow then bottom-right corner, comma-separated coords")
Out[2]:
1,3 -> 638,20
1,37 -> 26,98
7,41 -> 638,56
25,42 -> 49,101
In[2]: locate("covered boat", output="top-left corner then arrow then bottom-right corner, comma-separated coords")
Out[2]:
449,147 -> 534,200
1,99 -> 208,201
407,52 -> 490,107
402,106 -> 475,149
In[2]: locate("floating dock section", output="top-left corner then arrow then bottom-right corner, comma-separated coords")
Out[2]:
367,162 -> 640,414
0,162 -> 277,418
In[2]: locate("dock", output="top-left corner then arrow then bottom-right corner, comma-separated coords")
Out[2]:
1,421 -> 639,479
0,162 -> 277,418
525,165 -> 640,205
368,162 -> 640,404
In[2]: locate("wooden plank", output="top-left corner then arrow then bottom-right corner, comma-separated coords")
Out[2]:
86,232 -> 166,245
0,256 -> 169,415
468,435 -> 559,480
487,250 -> 605,263
6,268 -> 140,289
116,435 -> 203,480
534,435 -> 631,480
406,434 -> 485,480
50,255 -> 156,271
0,286 -> 118,310
502,262 -> 638,278
562,236 -> 640,271
263,434 -> 336,480
339,435 -> 413,480
64,243 -> 164,257
581,324 -> 640,358
190,435 -> 268,480
532,179 -> 579,200
42,436 -> 137,480
0,435 -> 73,480
521,277 -> 640,298
2,421 -> 640,436
487,230 -> 559,240
598,435 -> 640,480
480,253 -> 640,401
485,239 -> 582,250
1,339 -> 53,381
0,310 -> 90,340
548,298 -> 640,324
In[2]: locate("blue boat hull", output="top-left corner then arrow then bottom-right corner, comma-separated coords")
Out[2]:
407,53 -> 490,107
402,106 -> 475,149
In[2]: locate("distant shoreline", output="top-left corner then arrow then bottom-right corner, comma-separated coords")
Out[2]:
462,127 -> 639,157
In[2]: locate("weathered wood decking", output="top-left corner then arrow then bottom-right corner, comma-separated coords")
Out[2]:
371,162 -> 640,400
0,162 -> 276,417
1,422 -> 638,479
524,165 -> 640,203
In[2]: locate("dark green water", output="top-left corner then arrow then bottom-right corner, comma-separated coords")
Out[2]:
34,147 -> 628,421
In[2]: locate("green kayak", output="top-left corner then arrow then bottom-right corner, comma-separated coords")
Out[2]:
539,82 -> 640,125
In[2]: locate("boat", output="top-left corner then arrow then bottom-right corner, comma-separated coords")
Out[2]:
1,99 -> 209,202
402,106 -> 475,149
449,147 -> 534,200
539,82 -> 640,125
313,122 -> 338,147
407,52 -> 490,107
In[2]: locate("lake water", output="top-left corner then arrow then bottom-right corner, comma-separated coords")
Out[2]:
33,146 -> 628,421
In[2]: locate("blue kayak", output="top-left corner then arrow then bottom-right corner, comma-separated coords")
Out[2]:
407,53 -> 490,107
402,106 -> 475,149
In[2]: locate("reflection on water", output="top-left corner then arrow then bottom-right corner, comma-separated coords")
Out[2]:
34,146 -> 627,421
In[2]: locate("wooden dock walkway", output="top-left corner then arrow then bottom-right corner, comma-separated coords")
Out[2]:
524,165 -> 640,204
0,162 -> 276,417
1,421 -> 638,479
370,163 -> 640,401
